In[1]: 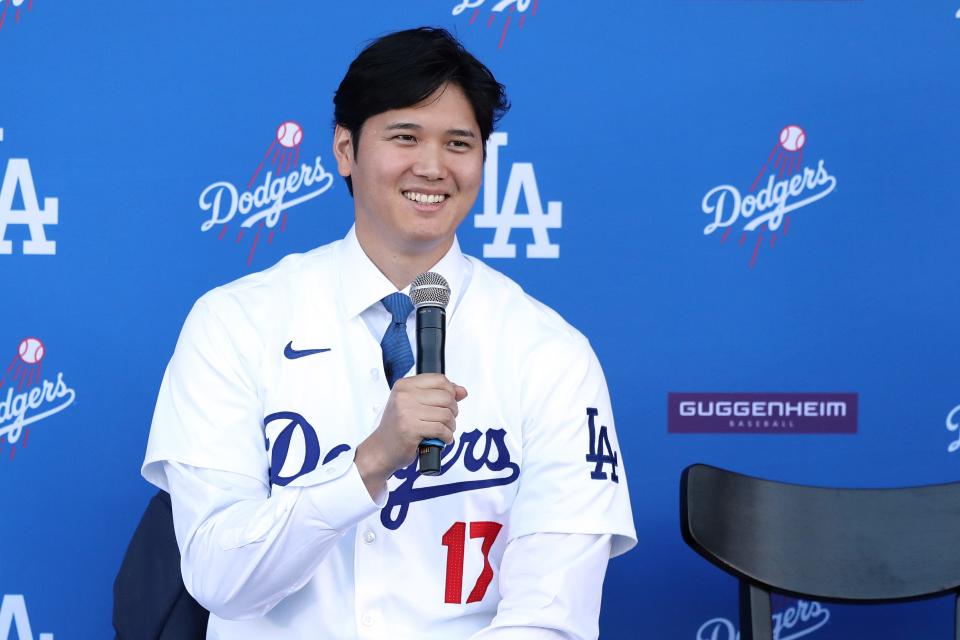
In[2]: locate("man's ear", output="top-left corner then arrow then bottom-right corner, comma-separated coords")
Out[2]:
333,124 -> 355,178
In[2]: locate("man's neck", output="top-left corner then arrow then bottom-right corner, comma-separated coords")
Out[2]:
355,229 -> 452,290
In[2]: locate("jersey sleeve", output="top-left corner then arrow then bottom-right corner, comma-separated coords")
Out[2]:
142,294 -> 271,490
142,291 -> 384,620
509,335 -> 637,557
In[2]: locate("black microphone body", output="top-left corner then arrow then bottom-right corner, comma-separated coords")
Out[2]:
409,272 -> 452,476
416,306 -> 446,376
416,305 -> 446,475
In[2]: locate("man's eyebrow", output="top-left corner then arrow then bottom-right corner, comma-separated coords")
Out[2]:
447,128 -> 476,138
383,123 -> 476,138
385,122 -> 422,131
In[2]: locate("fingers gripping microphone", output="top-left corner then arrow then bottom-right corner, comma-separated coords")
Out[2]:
410,271 -> 451,476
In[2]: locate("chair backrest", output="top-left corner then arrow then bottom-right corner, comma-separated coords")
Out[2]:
680,464 -> 960,640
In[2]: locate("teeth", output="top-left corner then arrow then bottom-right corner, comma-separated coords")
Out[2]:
404,192 -> 446,204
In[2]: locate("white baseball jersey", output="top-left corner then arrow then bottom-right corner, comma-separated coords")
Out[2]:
143,227 -> 636,639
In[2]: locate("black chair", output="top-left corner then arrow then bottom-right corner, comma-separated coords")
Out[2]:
680,463 -> 960,640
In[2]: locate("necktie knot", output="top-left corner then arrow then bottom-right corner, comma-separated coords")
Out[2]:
381,292 -> 414,325
380,292 -> 415,388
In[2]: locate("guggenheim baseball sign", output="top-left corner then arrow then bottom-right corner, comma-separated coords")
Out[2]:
668,393 -> 858,434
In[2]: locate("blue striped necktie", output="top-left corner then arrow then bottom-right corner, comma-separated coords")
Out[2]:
380,292 -> 415,388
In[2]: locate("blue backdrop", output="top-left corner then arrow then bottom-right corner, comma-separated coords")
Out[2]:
2,1 -> 959,638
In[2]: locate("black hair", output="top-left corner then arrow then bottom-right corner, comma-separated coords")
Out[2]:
333,27 -> 509,195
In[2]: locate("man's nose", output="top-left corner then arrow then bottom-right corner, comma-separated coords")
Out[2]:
412,144 -> 446,180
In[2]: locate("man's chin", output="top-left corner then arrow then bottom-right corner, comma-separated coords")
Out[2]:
405,232 -> 455,253
396,224 -> 458,255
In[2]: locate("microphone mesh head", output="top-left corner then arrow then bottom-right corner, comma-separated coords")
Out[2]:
410,272 -> 451,309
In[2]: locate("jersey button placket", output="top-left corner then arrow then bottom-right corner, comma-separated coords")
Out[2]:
369,359 -> 388,431
361,611 -> 377,627
351,317 -> 390,438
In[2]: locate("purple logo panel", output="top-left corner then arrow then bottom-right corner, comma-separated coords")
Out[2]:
668,392 -> 858,434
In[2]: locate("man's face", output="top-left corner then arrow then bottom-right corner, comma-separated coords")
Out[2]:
334,83 -> 484,260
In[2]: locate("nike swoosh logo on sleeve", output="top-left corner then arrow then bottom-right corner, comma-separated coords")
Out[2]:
284,342 -> 332,359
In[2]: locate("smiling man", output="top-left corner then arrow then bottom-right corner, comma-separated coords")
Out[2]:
143,27 -> 635,639
339,84 -> 482,283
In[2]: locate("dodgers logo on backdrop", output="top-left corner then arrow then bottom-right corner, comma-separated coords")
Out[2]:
0,128 -> 59,256
0,594 -> 54,640
0,0 -> 33,31
696,598 -> 830,640
0,337 -> 76,461
451,0 -> 538,49
198,121 -> 335,266
700,125 -> 837,268
474,132 -> 562,258
946,403 -> 960,453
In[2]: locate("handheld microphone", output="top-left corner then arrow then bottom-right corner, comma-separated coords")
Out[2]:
409,271 -> 451,476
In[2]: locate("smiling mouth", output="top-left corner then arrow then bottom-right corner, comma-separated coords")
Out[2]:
403,191 -> 448,205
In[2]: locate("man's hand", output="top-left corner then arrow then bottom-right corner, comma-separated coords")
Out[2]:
355,374 -> 468,498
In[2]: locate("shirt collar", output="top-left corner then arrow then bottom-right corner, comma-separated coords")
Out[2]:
337,225 -> 469,321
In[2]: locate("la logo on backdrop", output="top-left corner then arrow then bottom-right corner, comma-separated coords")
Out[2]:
451,0 -> 538,49
701,125 -> 837,268
0,0 -> 33,31
473,132 -> 562,258
0,337 -> 76,461
0,127 -> 59,256
197,121 -> 335,266
0,594 -> 54,640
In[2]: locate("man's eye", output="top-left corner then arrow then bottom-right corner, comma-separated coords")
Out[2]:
449,140 -> 471,150
392,134 -> 416,143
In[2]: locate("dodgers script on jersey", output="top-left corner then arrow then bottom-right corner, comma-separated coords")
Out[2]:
142,228 -> 636,639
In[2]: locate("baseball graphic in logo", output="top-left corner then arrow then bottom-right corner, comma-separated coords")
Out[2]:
779,124 -> 805,153
0,337 -> 76,461
276,121 -> 303,149
17,337 -> 43,365
254,120 -> 305,183
451,0 -> 538,49
4,336 -> 44,389
701,124 -> 838,268
0,0 -> 33,31
757,124 -> 807,183
197,120 -> 335,266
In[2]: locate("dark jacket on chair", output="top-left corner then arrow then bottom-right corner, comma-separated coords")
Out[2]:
114,490 -> 208,640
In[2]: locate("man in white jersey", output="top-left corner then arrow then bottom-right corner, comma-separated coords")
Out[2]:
143,27 -> 636,639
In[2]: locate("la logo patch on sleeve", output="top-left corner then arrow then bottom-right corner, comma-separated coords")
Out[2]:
585,408 -> 619,483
